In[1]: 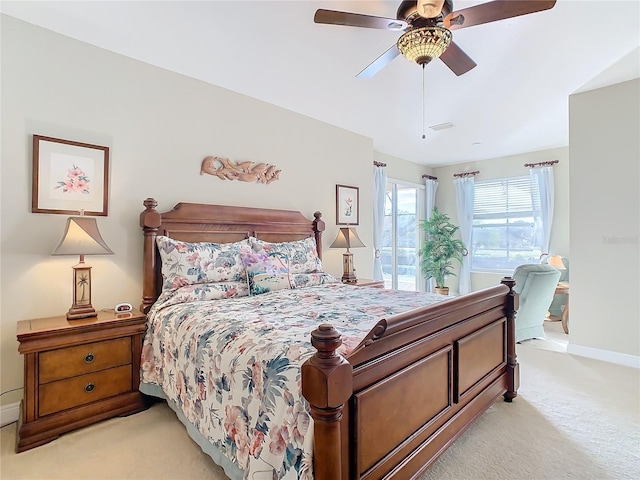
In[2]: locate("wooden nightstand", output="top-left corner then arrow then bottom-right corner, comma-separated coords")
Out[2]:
15,309 -> 148,452
346,278 -> 385,288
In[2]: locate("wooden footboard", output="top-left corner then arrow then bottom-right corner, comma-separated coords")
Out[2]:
302,278 -> 519,480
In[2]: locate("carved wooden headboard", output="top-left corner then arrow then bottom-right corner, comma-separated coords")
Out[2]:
139,198 -> 325,313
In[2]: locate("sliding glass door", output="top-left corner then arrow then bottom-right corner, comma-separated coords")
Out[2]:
382,181 -> 422,291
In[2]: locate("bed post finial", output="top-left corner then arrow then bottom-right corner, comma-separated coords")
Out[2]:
302,324 -> 352,480
140,198 -> 161,314
313,211 -> 324,259
501,276 -> 519,402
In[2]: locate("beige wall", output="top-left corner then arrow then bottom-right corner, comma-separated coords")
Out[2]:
432,147 -> 570,292
568,79 -> 639,358
0,16 -> 423,406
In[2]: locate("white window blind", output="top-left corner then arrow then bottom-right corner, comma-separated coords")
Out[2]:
472,176 -> 541,271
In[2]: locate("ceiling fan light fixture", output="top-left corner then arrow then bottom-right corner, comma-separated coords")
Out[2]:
418,1 -> 446,19
397,26 -> 452,65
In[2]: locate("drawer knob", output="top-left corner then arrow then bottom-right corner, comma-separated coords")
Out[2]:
84,353 -> 95,364
84,383 -> 95,393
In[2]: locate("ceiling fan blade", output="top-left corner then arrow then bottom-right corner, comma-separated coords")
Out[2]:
444,0 -> 556,30
356,44 -> 401,79
439,42 -> 477,76
314,9 -> 407,31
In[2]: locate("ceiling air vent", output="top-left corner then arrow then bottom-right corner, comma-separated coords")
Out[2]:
429,122 -> 455,131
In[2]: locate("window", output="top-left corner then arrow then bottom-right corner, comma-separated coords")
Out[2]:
472,176 -> 541,271
382,181 -> 422,291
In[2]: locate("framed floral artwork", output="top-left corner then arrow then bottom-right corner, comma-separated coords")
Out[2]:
32,135 -> 110,216
336,184 -> 359,225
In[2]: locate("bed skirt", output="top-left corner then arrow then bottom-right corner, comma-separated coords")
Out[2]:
140,383 -> 243,480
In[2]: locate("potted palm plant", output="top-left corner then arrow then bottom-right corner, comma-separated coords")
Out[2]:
419,207 -> 468,295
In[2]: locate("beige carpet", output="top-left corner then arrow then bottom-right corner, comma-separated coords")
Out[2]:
2,322 -> 639,480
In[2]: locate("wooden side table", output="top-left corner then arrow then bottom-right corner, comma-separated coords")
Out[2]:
16,309 -> 148,452
346,278 -> 385,288
556,283 -> 569,334
548,283 -> 570,334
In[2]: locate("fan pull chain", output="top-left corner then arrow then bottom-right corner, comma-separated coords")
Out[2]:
422,64 -> 426,140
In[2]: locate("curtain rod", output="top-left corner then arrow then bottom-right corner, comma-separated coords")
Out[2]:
453,170 -> 480,178
524,160 -> 559,168
373,161 -> 387,167
422,174 -> 438,180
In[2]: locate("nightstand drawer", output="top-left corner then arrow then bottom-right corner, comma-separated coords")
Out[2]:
39,365 -> 133,416
39,337 -> 132,384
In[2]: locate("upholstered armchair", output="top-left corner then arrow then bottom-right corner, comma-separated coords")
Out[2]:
512,264 -> 561,342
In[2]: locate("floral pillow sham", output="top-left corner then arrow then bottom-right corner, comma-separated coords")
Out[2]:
250,236 -> 323,275
241,252 -> 294,296
156,236 -> 252,292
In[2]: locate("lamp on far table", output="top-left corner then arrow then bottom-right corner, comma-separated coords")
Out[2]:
548,255 -> 566,270
330,227 -> 365,284
52,216 -> 114,320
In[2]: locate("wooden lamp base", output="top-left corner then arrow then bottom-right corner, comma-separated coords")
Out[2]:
341,251 -> 358,284
67,261 -> 97,320
67,305 -> 97,320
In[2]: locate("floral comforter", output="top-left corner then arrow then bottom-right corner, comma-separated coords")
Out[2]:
140,283 -> 447,480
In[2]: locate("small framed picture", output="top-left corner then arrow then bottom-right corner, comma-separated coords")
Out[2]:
336,184 -> 359,225
32,135 -> 110,216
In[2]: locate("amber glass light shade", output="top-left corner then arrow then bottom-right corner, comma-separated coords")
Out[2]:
397,26 -> 452,65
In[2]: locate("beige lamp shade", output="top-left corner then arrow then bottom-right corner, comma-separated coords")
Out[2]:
52,217 -> 113,320
329,227 -> 365,252
52,217 -> 114,256
548,255 -> 566,270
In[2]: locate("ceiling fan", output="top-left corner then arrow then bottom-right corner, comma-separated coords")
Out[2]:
314,0 -> 557,78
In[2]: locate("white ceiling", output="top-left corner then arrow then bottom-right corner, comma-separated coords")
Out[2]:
2,1 -> 639,166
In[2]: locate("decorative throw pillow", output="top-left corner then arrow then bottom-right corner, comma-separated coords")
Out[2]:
250,237 -> 323,275
156,236 -> 252,291
242,252 -> 293,296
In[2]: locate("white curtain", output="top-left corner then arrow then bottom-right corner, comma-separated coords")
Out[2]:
454,176 -> 474,295
424,177 -> 438,291
530,166 -> 554,255
373,165 -> 387,282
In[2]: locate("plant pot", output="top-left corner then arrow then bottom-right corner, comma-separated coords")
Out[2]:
435,287 -> 449,295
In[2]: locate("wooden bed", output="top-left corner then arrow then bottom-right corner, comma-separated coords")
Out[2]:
140,198 -> 519,480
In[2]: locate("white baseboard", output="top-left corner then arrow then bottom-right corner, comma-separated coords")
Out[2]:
0,402 -> 20,427
568,343 -> 640,368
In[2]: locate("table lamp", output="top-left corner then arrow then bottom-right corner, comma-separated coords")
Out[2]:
548,255 -> 566,270
330,227 -> 365,283
52,216 -> 114,319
